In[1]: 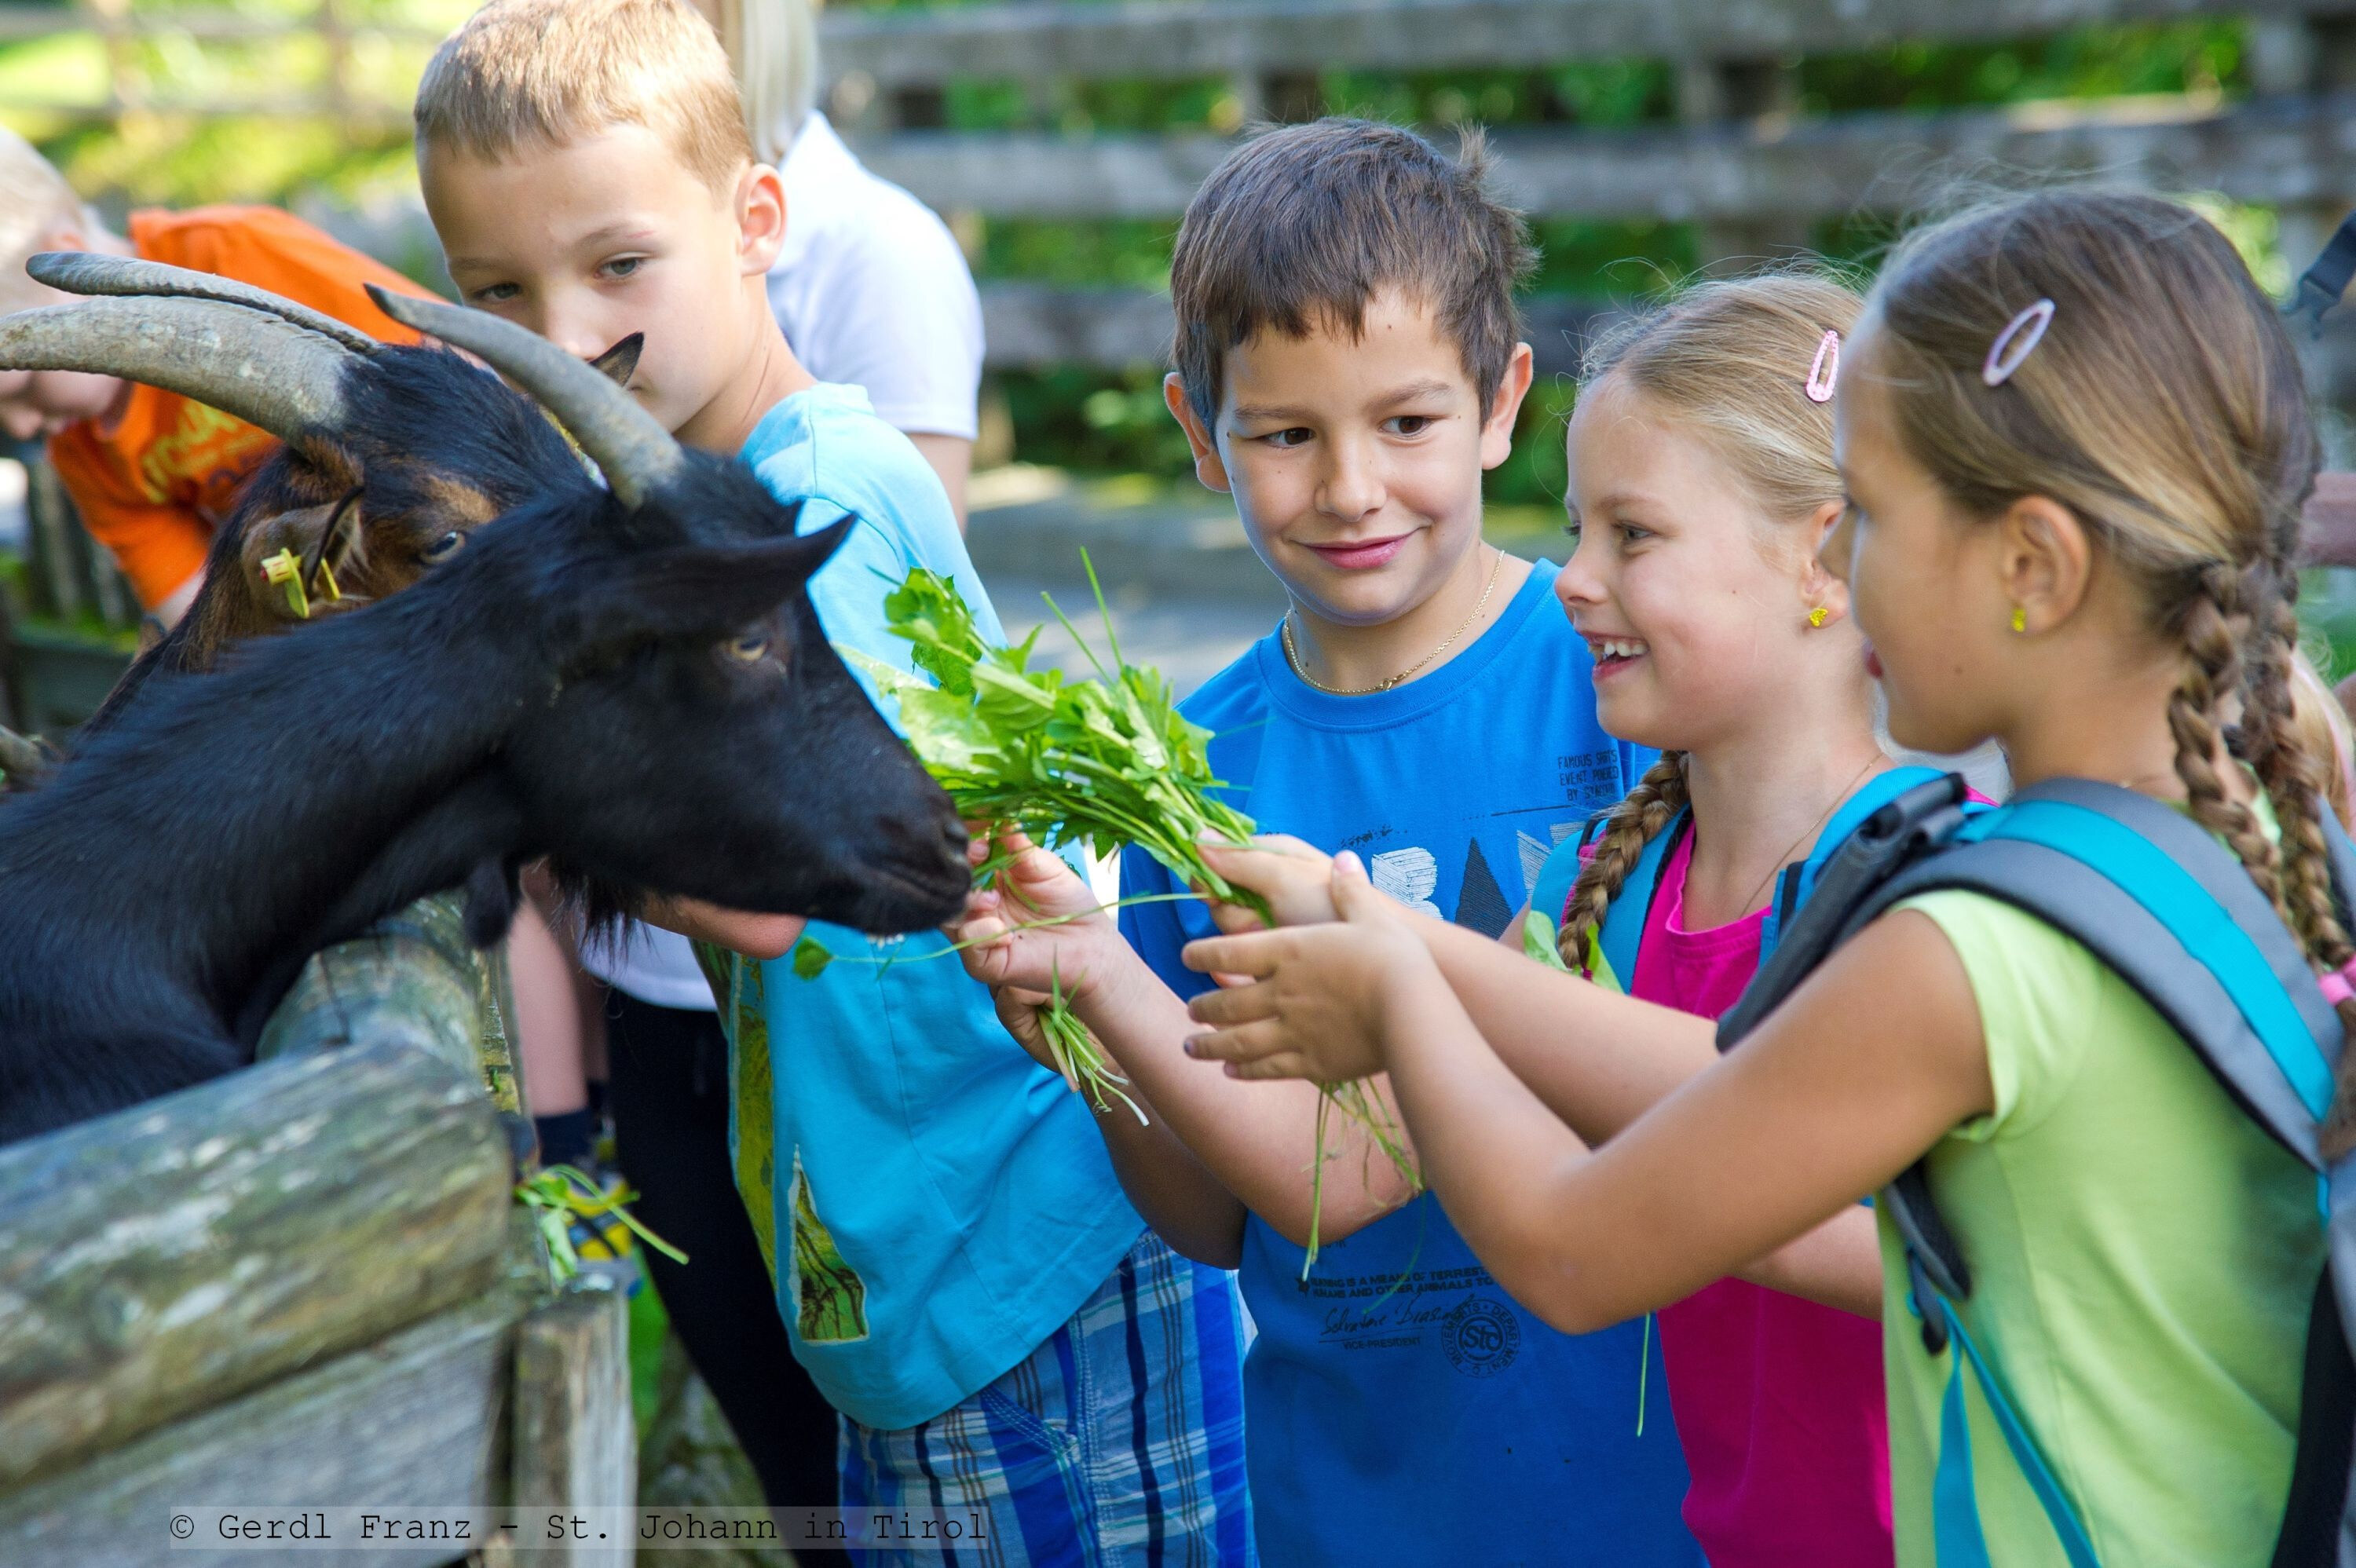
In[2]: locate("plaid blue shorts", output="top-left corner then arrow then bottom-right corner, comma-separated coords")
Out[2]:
840,1231 -> 1254,1567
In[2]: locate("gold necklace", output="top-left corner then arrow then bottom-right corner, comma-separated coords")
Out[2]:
1729,755 -> 1884,919
1282,548 -> 1505,696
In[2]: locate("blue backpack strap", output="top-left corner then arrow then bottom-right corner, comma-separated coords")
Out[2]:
1594,809 -> 1687,992
1759,765 -> 1961,959
1725,773 -> 2354,1566
1527,819 -> 1596,941
1526,806 -> 1688,992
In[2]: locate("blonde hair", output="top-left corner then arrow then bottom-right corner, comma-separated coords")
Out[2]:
415,0 -> 755,197
705,0 -> 818,166
0,127 -> 95,289
1557,272 -> 1864,971
1861,189 -> 2356,1142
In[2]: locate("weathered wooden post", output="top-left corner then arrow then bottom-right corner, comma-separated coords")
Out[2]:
512,1285 -> 637,1568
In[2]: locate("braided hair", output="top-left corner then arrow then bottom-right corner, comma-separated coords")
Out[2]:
1557,751 -> 1688,972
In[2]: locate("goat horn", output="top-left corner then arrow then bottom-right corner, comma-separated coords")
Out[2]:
364,287 -> 679,510
27,252 -> 386,357
0,297 -> 351,437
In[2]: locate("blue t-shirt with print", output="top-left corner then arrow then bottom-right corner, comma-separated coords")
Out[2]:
1121,562 -> 1699,1568
735,382 -> 1148,1431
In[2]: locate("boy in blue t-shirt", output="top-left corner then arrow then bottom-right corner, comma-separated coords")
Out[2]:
958,120 -> 1699,1566
412,1 -> 1251,1558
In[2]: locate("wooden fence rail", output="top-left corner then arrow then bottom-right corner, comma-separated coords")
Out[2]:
861,92 -> 2356,224
818,0 -> 2356,93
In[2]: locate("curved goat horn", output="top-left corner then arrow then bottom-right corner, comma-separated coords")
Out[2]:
0,297 -> 352,437
28,252 -> 385,357
365,286 -> 679,509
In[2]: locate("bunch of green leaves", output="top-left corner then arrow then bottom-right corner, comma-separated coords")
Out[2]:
840,556 -> 1266,921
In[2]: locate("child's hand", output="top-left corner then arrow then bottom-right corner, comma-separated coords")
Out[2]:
989,983 -> 1063,1075
1179,851 -> 1435,1082
1198,834 -> 1341,931
956,825 -> 1128,1003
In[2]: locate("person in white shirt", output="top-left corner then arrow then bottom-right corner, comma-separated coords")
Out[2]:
706,0 -> 983,522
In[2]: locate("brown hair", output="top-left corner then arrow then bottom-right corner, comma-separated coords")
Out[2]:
1860,189 -> 2356,1143
415,0 -> 755,198
1554,273 -> 1864,971
1169,117 -> 1533,429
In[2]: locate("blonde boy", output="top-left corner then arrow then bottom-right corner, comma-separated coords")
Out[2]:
0,130 -> 431,621
412,3 -> 1252,1556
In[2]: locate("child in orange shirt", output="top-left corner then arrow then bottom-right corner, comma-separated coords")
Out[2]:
0,129 -> 435,624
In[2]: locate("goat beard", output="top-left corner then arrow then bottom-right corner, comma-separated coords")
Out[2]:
536,859 -> 648,950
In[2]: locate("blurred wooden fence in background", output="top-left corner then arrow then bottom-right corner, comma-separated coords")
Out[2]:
816,0 -> 2356,382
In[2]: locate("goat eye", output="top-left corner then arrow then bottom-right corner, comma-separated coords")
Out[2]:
423,531 -> 466,563
723,634 -> 770,664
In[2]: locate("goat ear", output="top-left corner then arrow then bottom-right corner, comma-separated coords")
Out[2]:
584,515 -> 855,644
588,333 -> 644,387
301,489 -> 365,598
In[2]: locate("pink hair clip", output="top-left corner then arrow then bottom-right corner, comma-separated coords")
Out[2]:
1804,330 -> 1839,404
1982,298 -> 2055,388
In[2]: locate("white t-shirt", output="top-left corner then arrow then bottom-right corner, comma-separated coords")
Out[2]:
766,111 -> 983,441
579,920 -> 718,1012
587,122 -> 984,1011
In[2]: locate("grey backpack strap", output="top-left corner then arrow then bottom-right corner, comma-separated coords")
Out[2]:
1871,780 -> 2337,1165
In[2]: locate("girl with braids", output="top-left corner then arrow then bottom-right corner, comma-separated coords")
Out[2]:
1174,187 -> 2343,1566
1517,272 -> 1913,1567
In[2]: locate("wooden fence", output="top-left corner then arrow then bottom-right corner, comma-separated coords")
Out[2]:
0,894 -> 637,1568
810,0 -> 2356,378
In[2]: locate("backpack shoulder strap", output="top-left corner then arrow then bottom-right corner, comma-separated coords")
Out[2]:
1718,770 -> 1978,1051
1526,805 -> 1689,994
1867,778 -> 2340,1165
1591,810 -> 1688,994
1759,764 -> 1959,959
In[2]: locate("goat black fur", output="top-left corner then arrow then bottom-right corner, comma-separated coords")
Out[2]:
0,455 -> 970,1146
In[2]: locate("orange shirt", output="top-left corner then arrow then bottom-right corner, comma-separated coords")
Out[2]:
43,207 -> 439,609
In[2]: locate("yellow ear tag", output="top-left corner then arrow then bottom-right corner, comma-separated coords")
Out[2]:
313,554 -> 342,605
261,548 -> 311,620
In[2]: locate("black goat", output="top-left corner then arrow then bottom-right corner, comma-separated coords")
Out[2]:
0,291 -> 970,1147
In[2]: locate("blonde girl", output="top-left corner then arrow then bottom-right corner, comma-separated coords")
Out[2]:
1507,273 -> 1901,1566
1181,189 -> 2342,1566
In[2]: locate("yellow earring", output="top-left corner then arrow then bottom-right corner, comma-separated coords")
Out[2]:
1807,606 -> 1829,629
2010,606 -> 2028,634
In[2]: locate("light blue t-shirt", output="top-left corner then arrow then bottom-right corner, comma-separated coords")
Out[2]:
1121,562 -> 1700,1567
732,382 -> 1147,1431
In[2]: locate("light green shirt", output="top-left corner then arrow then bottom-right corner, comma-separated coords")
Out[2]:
1882,881 -> 2324,1566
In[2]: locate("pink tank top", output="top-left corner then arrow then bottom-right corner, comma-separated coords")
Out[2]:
1629,829 -> 1895,1568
